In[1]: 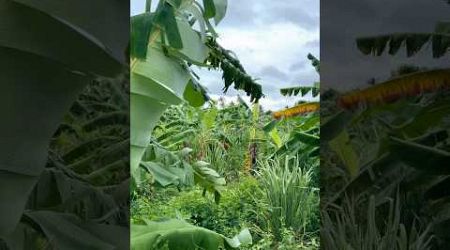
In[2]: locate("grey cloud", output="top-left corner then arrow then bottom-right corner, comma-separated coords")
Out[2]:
201,0 -> 319,109
291,69 -> 319,85
259,66 -> 289,81
222,0 -> 319,31
268,4 -> 318,30
304,39 -> 319,49
289,61 -> 307,71
220,0 -> 258,27
322,0 -> 449,90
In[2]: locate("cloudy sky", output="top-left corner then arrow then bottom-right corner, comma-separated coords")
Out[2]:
131,0 -> 320,110
322,0 -> 449,91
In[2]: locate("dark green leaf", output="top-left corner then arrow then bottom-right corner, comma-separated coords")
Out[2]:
203,0 -> 216,19
156,3 -> 183,49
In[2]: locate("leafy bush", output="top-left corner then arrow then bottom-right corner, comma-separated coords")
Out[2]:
134,176 -> 263,237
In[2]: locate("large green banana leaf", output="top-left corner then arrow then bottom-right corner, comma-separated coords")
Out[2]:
4,211 -> 129,250
130,12 -> 210,184
11,0 -> 129,66
131,219 -> 251,250
0,48 -> 89,237
0,0 -> 127,238
0,0 -> 125,76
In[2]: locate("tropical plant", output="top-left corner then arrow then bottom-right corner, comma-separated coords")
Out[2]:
0,0 -> 128,247
356,3 -> 450,59
2,75 -> 130,249
131,219 -> 252,250
322,195 -> 434,250
130,0 -> 263,186
279,54 -> 320,99
266,54 -> 320,158
130,0 -> 266,248
321,4 -> 450,247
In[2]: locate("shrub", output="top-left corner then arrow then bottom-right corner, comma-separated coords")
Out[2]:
135,176 -> 263,236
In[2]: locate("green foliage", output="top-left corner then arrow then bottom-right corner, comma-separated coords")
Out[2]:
322,69 -> 450,248
0,0 -> 127,240
273,113 -> 320,159
2,76 -> 130,248
130,0 -> 264,186
132,219 -> 252,250
280,54 -> 320,98
257,156 -> 319,241
323,12 -> 450,247
133,98 -> 321,248
356,13 -> 450,58
207,39 -> 264,102
280,84 -> 320,98
322,195 -> 433,250
139,142 -> 226,202
130,3 -> 320,248
152,103 -> 265,180
133,177 -> 262,235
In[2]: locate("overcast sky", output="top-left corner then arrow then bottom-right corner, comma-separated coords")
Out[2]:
321,0 -> 449,91
131,0 -> 320,110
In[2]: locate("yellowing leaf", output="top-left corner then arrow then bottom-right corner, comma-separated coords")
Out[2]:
272,102 -> 320,120
339,69 -> 450,109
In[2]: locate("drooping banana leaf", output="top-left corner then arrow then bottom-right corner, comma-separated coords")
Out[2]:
16,211 -> 129,250
131,219 -> 251,250
0,0 -> 126,76
0,0 -> 127,237
0,48 -> 90,237
130,1 -> 225,185
11,0 -> 129,68
279,54 -> 320,97
130,44 -> 201,184
356,22 -> 450,58
280,85 -> 320,98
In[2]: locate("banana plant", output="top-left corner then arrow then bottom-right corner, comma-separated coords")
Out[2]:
130,0 -> 263,185
131,1 -> 259,248
357,21 -> 450,58
322,5 -> 450,246
264,54 -> 320,158
131,219 -> 251,250
356,2 -> 449,59
0,0 -> 127,238
141,141 -> 226,203
279,54 -> 320,99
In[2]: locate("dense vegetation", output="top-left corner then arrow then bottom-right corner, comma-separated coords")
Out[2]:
321,9 -> 450,249
0,1 -> 129,248
131,101 -> 320,249
130,0 -> 320,249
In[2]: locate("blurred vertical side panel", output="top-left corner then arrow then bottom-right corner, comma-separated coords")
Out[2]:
321,0 -> 450,249
0,0 -> 130,249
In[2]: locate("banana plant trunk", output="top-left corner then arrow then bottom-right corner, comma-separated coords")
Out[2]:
0,0 -> 127,237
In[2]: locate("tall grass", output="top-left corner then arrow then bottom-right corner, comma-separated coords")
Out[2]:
322,194 -> 434,250
257,156 -> 319,240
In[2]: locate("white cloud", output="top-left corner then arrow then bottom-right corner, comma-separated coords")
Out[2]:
131,0 -> 320,110
217,23 -> 318,75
